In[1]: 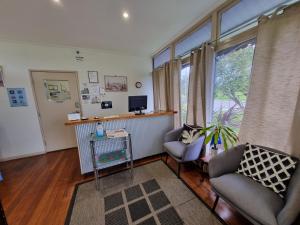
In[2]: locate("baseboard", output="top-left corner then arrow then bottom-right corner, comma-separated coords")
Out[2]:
0,147 -> 78,162
0,151 -> 46,162
46,147 -> 77,153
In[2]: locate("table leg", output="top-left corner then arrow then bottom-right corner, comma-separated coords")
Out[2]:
90,140 -> 100,190
128,134 -> 134,179
199,161 -> 207,182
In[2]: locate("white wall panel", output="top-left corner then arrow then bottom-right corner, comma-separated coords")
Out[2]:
0,41 -> 153,160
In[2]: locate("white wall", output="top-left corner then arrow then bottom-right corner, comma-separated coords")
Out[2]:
0,41 -> 153,161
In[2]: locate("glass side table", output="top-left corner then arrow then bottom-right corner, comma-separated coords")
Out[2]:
89,131 -> 134,190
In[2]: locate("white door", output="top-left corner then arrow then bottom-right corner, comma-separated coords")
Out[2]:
31,71 -> 80,152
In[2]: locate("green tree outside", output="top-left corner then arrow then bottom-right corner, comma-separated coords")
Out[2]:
212,41 -> 256,132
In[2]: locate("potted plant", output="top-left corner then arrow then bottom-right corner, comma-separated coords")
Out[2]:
200,123 -> 239,151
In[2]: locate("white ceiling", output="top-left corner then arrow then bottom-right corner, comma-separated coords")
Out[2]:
0,0 -> 225,56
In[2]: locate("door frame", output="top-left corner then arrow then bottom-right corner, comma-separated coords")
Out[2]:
29,69 -> 82,152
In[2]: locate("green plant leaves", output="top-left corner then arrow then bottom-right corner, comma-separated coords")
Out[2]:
204,131 -> 214,145
202,123 -> 238,151
223,127 -> 238,142
214,129 -> 219,145
221,130 -> 228,151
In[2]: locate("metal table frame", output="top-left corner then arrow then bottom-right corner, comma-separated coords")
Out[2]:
89,132 -> 133,190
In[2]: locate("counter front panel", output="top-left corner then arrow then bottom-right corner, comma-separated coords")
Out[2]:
74,114 -> 174,174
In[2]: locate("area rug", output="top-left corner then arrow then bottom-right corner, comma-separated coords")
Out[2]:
66,161 -> 223,225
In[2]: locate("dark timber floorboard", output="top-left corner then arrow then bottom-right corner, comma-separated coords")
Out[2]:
0,148 -> 252,225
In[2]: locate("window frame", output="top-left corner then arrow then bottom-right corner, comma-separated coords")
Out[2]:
153,47 -> 171,69
152,0 -> 239,63
216,26 -> 257,53
218,0 -> 292,38
216,0 -> 240,39
152,0 -> 262,128
174,19 -> 213,58
179,62 -> 191,126
211,38 -> 256,130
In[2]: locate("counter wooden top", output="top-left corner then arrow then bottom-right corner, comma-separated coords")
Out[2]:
65,111 -> 176,126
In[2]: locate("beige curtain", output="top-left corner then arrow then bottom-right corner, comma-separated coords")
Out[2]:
152,68 -> 160,110
153,65 -> 167,111
152,61 -> 181,127
186,43 -> 213,127
164,62 -> 172,111
172,60 -> 182,128
239,3 -> 300,158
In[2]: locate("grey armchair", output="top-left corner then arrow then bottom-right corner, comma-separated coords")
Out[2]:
209,144 -> 300,225
163,127 -> 205,177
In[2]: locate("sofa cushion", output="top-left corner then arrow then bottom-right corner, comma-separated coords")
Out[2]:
163,141 -> 186,159
211,173 -> 284,225
179,124 -> 203,144
236,143 -> 297,198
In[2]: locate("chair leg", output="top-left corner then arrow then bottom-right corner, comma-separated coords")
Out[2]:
212,195 -> 219,212
177,163 -> 181,178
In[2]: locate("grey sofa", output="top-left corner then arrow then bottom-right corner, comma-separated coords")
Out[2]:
163,127 -> 205,177
209,144 -> 300,225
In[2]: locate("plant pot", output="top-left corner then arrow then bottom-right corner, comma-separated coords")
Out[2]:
211,145 -> 218,150
210,136 -> 221,150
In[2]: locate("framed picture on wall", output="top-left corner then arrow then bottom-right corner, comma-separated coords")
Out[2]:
88,71 -> 99,83
104,75 -> 128,92
0,66 -> 4,87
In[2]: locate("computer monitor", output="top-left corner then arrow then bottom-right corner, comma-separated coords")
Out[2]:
128,95 -> 147,115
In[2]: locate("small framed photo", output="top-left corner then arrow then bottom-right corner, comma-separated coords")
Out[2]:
88,71 -> 99,83
104,75 -> 128,92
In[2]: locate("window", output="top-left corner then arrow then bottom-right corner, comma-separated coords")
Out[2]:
153,48 -> 171,69
180,65 -> 190,125
212,39 -> 256,132
175,20 -> 212,57
220,0 -> 290,36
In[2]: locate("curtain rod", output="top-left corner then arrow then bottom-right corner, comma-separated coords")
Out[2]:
172,22 -> 256,60
174,0 -> 298,60
175,20 -> 255,59
154,0 -> 299,70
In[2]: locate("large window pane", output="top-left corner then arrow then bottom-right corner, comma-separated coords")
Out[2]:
220,0 -> 290,36
180,65 -> 190,125
153,48 -> 171,69
175,20 -> 212,57
212,39 -> 256,132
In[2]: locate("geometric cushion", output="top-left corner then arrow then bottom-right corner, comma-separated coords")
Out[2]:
211,173 -> 284,225
236,143 -> 297,198
179,124 -> 203,145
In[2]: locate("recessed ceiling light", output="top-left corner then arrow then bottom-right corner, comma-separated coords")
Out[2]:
122,11 -> 129,19
53,0 -> 61,4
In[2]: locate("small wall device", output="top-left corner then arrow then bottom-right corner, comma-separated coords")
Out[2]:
101,101 -> 112,109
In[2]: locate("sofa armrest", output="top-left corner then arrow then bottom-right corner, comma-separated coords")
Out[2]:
183,135 -> 205,162
208,144 -> 245,178
164,127 -> 183,143
277,164 -> 300,225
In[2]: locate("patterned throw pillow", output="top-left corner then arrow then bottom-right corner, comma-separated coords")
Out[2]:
237,143 -> 298,198
179,124 -> 203,145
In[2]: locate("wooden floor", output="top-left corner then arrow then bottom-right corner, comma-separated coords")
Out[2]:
0,149 -> 252,225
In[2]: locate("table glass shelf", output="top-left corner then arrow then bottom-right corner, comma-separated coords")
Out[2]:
89,131 -> 133,190
90,132 -> 128,141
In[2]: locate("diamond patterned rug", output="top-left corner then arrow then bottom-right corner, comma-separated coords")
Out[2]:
66,161 -> 222,225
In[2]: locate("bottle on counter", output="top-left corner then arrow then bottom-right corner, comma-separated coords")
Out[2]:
96,122 -> 104,137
